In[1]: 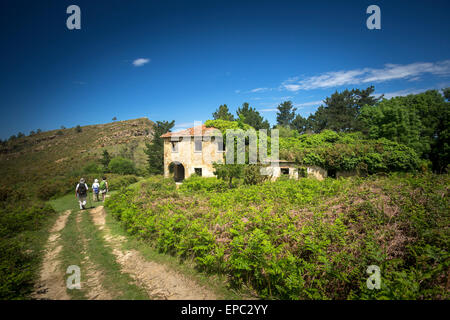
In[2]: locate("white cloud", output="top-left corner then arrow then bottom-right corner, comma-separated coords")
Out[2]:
294,100 -> 323,107
259,108 -> 278,112
250,87 -> 270,93
132,58 -> 150,67
281,60 -> 450,91
258,100 -> 323,112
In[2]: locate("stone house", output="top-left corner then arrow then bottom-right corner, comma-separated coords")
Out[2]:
161,125 -> 224,181
161,124 -> 331,182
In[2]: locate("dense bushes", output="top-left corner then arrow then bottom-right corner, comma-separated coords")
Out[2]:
179,176 -> 228,193
280,130 -> 421,174
106,174 -> 449,299
0,194 -> 56,299
108,157 -> 137,175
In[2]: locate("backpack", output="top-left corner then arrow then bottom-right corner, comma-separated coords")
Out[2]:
100,180 -> 107,191
78,183 -> 87,196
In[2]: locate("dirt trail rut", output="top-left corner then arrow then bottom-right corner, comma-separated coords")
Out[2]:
75,213 -> 112,300
32,210 -> 71,300
90,206 -> 217,300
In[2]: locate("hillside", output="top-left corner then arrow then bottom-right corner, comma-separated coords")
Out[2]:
0,118 -> 154,197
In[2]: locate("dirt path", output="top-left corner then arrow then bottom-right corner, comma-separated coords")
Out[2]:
32,210 -> 72,300
75,213 -> 112,300
90,206 -> 217,300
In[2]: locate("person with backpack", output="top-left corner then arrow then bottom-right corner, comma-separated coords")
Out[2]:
76,178 -> 89,210
100,177 -> 108,202
92,179 -> 100,202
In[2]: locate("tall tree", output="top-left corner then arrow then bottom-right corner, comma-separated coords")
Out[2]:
359,98 -> 424,154
276,101 -> 297,127
309,86 -> 382,132
100,149 -> 111,169
213,104 -> 235,121
144,120 -> 175,175
359,90 -> 449,172
236,102 -> 270,130
291,114 -> 310,134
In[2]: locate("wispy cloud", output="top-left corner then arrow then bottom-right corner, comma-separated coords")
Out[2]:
250,87 -> 271,93
281,60 -> 450,92
259,108 -> 278,112
295,100 -> 323,107
132,58 -> 150,67
258,100 -> 323,112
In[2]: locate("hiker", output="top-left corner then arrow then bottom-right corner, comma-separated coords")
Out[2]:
76,178 -> 89,210
100,176 -> 109,202
92,178 -> 100,202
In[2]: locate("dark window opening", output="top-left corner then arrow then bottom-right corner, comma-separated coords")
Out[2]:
171,141 -> 178,152
327,169 -> 336,179
215,137 -> 225,152
194,139 -> 202,152
194,168 -> 202,176
281,168 -> 290,175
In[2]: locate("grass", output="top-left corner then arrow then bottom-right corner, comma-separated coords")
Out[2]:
50,192 -> 110,213
79,210 -> 149,299
13,211 -> 60,299
58,211 -> 89,300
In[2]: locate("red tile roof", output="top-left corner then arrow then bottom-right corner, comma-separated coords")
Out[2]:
160,125 -> 220,138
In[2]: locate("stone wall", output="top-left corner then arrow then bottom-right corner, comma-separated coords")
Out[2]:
336,170 -> 358,178
306,165 -> 327,180
163,136 -> 224,180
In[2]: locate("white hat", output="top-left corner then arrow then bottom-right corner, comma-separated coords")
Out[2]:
94,179 -> 99,183
80,178 -> 85,183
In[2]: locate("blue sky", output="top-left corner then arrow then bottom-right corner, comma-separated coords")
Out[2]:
1,0 -> 449,138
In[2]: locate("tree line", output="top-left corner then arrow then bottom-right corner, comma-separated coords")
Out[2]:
146,86 -> 450,174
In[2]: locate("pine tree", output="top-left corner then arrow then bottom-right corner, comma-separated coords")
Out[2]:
145,120 -> 175,174
100,150 -> 111,169
236,102 -> 270,130
276,101 -> 297,127
212,104 -> 235,121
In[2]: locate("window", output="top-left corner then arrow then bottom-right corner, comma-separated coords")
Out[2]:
216,137 -> 225,152
194,168 -> 202,176
281,168 -> 290,175
171,141 -> 179,153
194,139 -> 202,152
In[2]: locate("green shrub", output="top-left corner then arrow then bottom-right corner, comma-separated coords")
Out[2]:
0,197 -> 56,299
243,164 -> 267,185
179,176 -> 227,192
108,157 -> 137,175
280,131 -> 420,174
83,162 -> 103,174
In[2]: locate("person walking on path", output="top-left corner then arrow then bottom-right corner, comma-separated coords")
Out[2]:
92,179 -> 100,202
76,178 -> 89,210
100,176 -> 109,202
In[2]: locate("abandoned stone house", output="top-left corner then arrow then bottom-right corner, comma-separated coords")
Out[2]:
161,124 -> 345,182
161,125 -> 223,182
